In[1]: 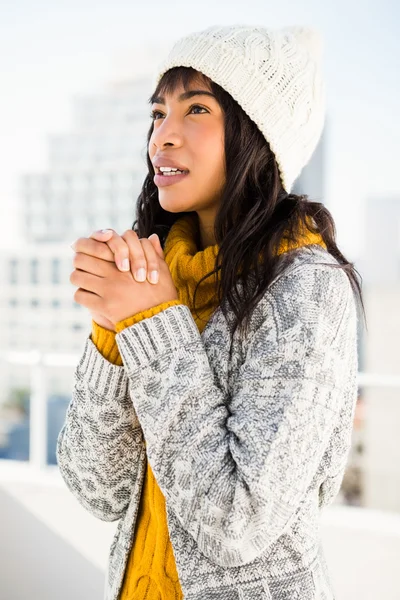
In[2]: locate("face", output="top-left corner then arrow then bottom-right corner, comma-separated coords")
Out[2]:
148,76 -> 226,222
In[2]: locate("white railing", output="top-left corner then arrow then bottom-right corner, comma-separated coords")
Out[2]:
1,349 -> 80,471
1,349 -> 400,473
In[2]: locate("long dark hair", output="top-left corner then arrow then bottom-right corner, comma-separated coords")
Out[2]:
133,66 -> 366,341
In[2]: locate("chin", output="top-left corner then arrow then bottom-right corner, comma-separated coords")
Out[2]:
158,196 -> 196,214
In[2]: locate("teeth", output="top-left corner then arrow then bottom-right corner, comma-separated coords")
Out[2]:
159,167 -> 186,176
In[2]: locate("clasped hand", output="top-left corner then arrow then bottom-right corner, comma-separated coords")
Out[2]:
70,229 -> 179,332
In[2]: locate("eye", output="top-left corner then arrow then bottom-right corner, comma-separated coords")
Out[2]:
150,104 -> 209,120
188,105 -> 208,116
150,109 -> 163,120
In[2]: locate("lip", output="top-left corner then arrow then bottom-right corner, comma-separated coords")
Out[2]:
152,157 -> 189,172
154,171 -> 190,187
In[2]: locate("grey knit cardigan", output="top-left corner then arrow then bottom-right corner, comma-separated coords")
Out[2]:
57,244 -> 359,600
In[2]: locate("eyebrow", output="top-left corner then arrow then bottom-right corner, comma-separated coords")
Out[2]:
149,90 -> 217,105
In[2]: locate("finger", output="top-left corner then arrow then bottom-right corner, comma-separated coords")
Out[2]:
89,229 -> 130,271
90,229 -> 115,243
71,237 -> 115,262
121,230 -> 149,282
74,288 -> 105,313
72,252 -> 117,277
91,229 -> 131,273
138,238 -> 160,284
70,269 -> 105,297
148,233 -> 164,259
92,228 -> 114,238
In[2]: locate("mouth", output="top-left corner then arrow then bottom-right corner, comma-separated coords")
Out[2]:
155,167 -> 190,176
154,167 -> 190,187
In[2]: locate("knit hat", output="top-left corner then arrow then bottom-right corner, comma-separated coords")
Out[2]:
152,25 -> 326,193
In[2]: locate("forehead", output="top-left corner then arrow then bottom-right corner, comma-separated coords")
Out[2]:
151,70 -> 212,103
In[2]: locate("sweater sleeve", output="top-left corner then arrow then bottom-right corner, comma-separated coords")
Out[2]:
90,299 -> 183,365
57,299 -> 182,521
113,262 -> 358,567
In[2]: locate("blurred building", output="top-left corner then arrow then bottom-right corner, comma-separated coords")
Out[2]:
356,195 -> 400,512
23,78 -> 152,244
0,76 -> 154,407
1,245 -> 85,354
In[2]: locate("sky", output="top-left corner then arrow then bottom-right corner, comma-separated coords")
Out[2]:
1,0 -> 399,260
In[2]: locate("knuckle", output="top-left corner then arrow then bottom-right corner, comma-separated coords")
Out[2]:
123,229 -> 138,239
95,241 -> 113,260
140,238 -> 158,264
147,260 -> 159,272
114,236 -> 129,256
121,231 -> 147,272
132,251 -> 146,268
121,231 -> 138,253
122,230 -> 140,250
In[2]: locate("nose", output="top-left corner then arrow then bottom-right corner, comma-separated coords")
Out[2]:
151,114 -> 184,149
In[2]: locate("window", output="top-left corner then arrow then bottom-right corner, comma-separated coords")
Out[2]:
51,258 -> 60,284
9,259 -> 18,284
30,259 -> 39,284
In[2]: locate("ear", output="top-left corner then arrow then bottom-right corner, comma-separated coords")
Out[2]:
148,233 -> 164,259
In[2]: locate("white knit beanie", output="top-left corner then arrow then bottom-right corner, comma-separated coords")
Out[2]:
152,24 -> 326,193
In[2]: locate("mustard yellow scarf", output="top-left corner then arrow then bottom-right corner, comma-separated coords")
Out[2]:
163,212 -> 327,333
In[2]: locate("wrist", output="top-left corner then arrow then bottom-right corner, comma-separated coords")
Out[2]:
115,299 -> 182,333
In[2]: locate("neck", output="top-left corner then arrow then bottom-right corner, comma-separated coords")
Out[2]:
196,211 -> 217,250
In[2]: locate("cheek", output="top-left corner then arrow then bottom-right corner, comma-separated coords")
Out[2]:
196,132 -> 225,181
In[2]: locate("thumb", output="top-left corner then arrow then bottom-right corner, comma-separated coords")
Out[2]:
148,233 -> 164,259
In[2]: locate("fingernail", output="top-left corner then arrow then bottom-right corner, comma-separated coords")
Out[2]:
135,267 -> 146,282
121,258 -> 130,271
149,270 -> 159,284
99,229 -> 112,234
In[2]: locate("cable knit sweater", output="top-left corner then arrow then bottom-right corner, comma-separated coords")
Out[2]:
57,212 -> 359,600
91,213 -> 328,599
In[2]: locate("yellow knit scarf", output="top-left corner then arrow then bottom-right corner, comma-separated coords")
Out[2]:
162,211 -> 327,333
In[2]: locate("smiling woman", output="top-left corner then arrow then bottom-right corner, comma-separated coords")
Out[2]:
147,79 -> 226,239
57,24 -> 365,600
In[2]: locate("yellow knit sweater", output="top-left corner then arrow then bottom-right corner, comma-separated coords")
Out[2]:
90,212 -> 326,599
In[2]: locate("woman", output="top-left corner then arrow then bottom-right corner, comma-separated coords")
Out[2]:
58,25 -> 365,600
